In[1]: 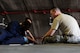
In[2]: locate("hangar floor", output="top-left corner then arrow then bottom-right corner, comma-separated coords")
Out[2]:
0,43 -> 80,53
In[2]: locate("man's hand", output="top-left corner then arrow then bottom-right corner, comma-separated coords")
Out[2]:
41,37 -> 45,44
41,35 -> 50,44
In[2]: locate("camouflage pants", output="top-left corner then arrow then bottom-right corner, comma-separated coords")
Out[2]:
42,35 -> 69,44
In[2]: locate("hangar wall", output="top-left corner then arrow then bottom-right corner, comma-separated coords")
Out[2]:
0,0 -> 80,38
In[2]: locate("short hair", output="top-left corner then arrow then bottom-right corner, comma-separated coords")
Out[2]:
50,7 -> 61,12
25,17 -> 32,22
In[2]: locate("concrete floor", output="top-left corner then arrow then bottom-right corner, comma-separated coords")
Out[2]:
0,44 -> 80,53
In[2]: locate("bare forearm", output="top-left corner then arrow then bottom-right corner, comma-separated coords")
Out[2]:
27,30 -> 35,40
43,28 -> 53,38
26,36 -> 37,44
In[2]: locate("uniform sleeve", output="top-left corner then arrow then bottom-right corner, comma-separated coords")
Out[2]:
51,18 -> 60,30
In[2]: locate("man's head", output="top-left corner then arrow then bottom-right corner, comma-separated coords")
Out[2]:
50,8 -> 61,18
22,17 -> 32,30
